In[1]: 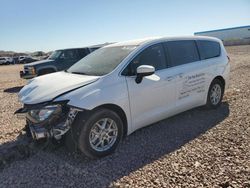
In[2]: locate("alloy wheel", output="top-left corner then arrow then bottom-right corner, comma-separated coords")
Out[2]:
210,84 -> 222,105
89,118 -> 118,152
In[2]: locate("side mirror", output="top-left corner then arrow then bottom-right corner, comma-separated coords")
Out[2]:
135,65 -> 155,84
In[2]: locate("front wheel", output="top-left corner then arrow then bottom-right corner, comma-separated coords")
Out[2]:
206,79 -> 224,109
69,109 -> 123,158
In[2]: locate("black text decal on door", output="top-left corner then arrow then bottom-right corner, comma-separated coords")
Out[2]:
179,73 -> 206,99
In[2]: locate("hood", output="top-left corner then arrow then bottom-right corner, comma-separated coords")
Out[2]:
24,59 -> 54,66
18,71 -> 100,104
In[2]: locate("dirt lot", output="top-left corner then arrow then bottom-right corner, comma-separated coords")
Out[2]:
0,46 -> 249,187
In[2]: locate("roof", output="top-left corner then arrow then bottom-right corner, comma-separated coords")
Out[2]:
88,42 -> 113,48
56,43 -> 111,51
194,25 -> 250,35
105,36 -> 221,47
106,37 -> 161,47
56,47 -> 88,51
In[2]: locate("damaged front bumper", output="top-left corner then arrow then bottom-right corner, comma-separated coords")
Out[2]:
29,108 -> 78,140
29,124 -> 49,140
15,103 -> 79,140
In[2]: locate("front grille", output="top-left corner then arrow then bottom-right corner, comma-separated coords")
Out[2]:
24,67 -> 29,73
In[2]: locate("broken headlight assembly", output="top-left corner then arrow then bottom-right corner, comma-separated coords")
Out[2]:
27,104 -> 62,124
16,101 -> 80,140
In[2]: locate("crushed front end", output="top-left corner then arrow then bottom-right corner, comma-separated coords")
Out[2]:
15,101 -> 79,140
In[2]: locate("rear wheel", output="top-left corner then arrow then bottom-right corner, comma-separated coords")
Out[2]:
206,79 -> 224,109
67,109 -> 123,158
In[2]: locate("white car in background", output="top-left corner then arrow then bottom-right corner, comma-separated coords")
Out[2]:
16,36 -> 230,158
0,57 -> 13,65
18,56 -> 27,62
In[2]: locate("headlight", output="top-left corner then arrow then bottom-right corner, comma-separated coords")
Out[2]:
29,105 -> 60,122
27,67 -> 36,74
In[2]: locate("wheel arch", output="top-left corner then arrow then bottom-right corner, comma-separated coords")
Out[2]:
212,75 -> 225,92
92,103 -> 128,137
204,75 -> 226,105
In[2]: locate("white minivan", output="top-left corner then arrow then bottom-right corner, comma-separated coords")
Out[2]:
16,36 -> 230,158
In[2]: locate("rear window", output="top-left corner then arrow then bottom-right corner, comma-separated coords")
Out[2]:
164,40 -> 199,67
196,40 -> 221,60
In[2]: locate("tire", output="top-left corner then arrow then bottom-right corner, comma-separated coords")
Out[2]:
67,108 -> 123,158
65,130 -> 78,153
206,79 -> 224,109
24,123 -> 32,138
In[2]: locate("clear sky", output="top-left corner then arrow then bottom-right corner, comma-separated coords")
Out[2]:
0,0 -> 249,52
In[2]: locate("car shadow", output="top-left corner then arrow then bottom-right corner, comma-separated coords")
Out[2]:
53,102 -> 230,187
0,134 -> 32,170
3,86 -> 23,93
0,102 -> 230,187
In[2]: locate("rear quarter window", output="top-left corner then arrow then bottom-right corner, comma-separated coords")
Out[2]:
196,40 -> 221,60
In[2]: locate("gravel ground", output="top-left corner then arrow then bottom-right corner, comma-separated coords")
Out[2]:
0,45 -> 249,187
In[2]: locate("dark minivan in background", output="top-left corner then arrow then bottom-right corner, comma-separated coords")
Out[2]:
20,44 -> 108,79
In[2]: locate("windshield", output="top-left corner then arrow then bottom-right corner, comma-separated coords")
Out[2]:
67,45 -> 137,76
48,50 -> 62,60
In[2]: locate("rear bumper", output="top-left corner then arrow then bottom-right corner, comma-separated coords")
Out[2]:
20,71 -> 36,79
223,63 -> 230,90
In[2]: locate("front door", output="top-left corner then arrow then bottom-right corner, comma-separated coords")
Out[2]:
124,43 -> 177,131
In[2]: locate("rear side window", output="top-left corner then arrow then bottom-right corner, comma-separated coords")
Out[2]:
60,50 -> 79,60
196,40 -> 221,60
124,44 -> 167,75
164,40 -> 199,67
78,48 -> 89,58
